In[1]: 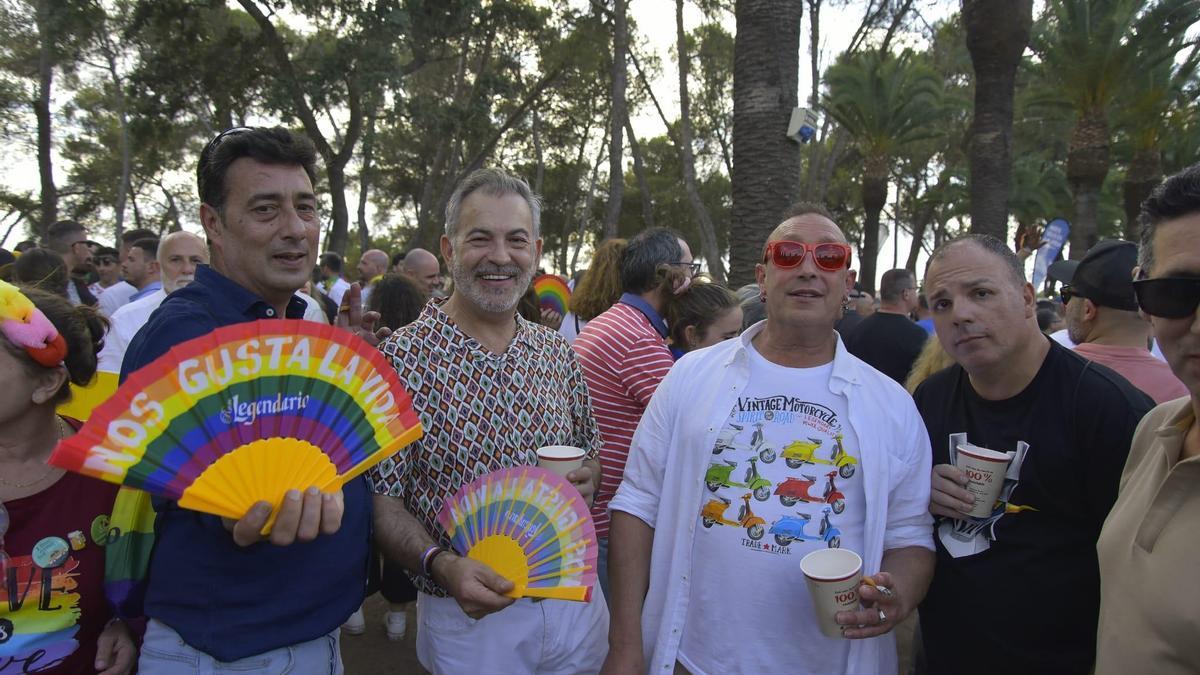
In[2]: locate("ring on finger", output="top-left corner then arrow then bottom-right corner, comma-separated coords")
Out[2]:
878,608 -> 887,624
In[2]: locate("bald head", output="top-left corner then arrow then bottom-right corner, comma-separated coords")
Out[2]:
159,231 -> 209,293
357,249 -> 389,285
402,248 -> 443,293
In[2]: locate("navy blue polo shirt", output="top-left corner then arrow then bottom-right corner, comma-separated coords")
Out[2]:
122,265 -> 370,661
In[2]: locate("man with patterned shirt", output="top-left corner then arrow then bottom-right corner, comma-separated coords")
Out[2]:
573,226 -> 694,597
370,168 -> 609,675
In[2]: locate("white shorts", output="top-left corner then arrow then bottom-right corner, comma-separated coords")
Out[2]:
416,589 -> 610,675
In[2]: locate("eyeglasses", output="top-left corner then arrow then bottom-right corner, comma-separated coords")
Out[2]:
200,126 -> 254,166
1060,285 -> 1076,304
1133,277 -> 1200,319
762,241 -> 852,272
198,127 -> 256,207
667,261 -> 701,277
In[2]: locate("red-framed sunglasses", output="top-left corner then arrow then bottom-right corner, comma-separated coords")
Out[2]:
762,241 -> 852,271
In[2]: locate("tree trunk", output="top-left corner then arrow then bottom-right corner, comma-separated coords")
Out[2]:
905,170 -> 948,272
34,0 -> 56,238
963,0 -> 1033,241
532,109 -> 545,196
731,0 -> 803,287
100,30 -> 131,241
237,0 -> 379,257
677,0 -> 727,283
859,155 -> 889,294
603,0 -> 628,239
625,116 -> 654,229
1066,107 -> 1110,258
416,47 -> 470,241
570,132 -> 608,275
356,107 -> 376,255
1122,146 -> 1161,241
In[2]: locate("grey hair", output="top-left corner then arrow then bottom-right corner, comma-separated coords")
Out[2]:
1137,162 -> 1200,274
620,227 -> 685,294
444,168 -> 542,240
926,234 -> 1026,288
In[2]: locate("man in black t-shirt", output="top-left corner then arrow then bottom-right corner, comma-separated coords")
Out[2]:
845,268 -> 928,384
914,234 -> 1152,675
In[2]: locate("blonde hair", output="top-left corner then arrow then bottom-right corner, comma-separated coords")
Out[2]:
905,335 -> 956,394
571,238 -> 627,321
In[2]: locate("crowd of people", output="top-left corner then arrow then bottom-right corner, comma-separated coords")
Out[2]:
1,124 -> 1198,675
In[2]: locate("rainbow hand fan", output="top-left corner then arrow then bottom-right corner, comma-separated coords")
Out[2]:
533,274 -> 570,315
49,319 -> 422,527
437,467 -> 597,602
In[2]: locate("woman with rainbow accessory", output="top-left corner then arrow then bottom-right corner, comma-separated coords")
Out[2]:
0,281 -> 137,674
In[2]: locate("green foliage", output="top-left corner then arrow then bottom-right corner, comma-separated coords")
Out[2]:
821,49 -> 944,172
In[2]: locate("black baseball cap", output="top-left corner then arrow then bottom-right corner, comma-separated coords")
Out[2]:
1048,239 -> 1138,311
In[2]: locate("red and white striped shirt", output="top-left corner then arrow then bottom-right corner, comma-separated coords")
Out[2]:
573,301 -> 674,537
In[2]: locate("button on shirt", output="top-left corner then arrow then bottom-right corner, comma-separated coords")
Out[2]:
1096,398 -> 1200,674
120,264 -> 371,662
368,298 -> 601,597
610,321 -> 934,674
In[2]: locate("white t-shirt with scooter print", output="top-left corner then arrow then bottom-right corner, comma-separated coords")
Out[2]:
678,341 -> 865,675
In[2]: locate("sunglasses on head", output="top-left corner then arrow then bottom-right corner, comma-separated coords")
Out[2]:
762,241 -> 852,272
1133,277 -> 1200,319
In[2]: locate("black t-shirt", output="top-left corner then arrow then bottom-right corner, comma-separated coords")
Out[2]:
834,310 -> 864,337
913,340 -> 1153,675
844,311 -> 928,384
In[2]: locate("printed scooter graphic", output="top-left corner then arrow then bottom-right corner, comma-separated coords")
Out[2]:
768,506 -> 842,548
701,493 -> 767,540
712,422 -> 744,455
780,433 -> 857,478
749,421 -> 780,464
773,470 -> 846,514
705,457 -> 773,501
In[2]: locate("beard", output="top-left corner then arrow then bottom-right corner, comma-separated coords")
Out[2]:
449,257 -> 534,314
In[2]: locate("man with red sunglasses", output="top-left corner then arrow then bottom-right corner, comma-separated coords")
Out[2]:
1096,162 -> 1200,674
604,202 -> 934,675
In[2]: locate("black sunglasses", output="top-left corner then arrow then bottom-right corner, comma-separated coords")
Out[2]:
1060,285 -> 1076,304
1133,277 -> 1200,319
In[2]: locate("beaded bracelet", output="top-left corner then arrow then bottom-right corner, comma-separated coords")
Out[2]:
420,544 -> 446,578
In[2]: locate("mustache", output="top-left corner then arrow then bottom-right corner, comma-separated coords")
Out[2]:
473,264 -> 524,276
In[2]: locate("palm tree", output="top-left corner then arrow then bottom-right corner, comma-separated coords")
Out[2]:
729,0 -> 803,287
822,49 -> 942,294
1032,0 -> 1200,258
962,0 -> 1034,241
1115,42 -> 1198,239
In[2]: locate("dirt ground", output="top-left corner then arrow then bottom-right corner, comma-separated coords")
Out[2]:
340,593 -> 427,674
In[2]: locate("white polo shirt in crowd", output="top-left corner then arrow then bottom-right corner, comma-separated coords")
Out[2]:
97,289 -> 167,373
97,280 -> 137,317
610,321 -> 934,675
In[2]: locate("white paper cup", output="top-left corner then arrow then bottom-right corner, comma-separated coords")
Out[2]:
956,443 -> 1012,518
536,445 -> 585,478
801,548 -> 863,639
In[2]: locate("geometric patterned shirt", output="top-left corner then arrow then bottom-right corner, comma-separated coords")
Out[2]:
368,298 -> 601,596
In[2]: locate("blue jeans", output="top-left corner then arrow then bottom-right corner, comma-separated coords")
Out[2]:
138,619 -> 343,674
597,536 -> 610,606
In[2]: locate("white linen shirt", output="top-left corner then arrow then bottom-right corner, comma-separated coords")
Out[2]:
609,321 -> 935,675
97,289 -> 166,373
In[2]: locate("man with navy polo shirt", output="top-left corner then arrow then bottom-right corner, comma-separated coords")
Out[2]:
122,127 -> 367,673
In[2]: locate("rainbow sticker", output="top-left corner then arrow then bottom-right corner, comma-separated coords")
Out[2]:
533,274 -> 570,315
